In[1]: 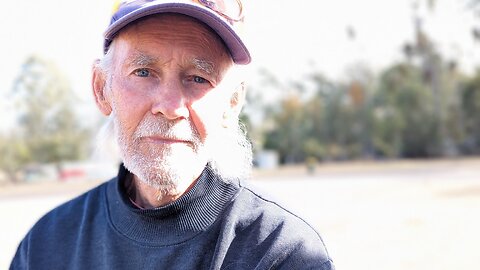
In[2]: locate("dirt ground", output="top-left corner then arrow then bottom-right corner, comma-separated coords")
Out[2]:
1,158 -> 480,269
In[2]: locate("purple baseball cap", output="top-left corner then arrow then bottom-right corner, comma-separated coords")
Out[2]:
104,0 -> 251,65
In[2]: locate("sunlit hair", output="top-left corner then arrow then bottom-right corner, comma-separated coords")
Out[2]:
93,43 -> 253,182
98,40 -> 116,77
206,120 -> 253,181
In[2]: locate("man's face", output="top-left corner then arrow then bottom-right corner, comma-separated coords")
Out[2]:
94,14 -> 240,192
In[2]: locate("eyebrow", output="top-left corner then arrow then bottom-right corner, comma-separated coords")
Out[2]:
125,52 -> 218,76
192,58 -> 215,75
127,52 -> 158,67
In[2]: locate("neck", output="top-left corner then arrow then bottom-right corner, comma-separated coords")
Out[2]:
125,173 -> 198,209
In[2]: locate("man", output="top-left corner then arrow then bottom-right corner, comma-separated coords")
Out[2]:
11,1 -> 334,269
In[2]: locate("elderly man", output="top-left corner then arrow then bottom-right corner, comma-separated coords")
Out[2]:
11,1 -> 334,269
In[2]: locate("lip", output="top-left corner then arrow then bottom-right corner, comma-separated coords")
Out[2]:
142,136 -> 191,145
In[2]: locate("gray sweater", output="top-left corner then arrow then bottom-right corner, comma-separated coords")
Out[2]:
11,164 -> 334,269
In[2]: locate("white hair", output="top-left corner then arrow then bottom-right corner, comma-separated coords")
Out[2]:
98,41 -> 116,76
207,120 -> 253,180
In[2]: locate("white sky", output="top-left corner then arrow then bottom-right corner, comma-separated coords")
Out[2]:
0,0 -> 478,132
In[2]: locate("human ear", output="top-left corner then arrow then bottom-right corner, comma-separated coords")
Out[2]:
231,82 -> 246,115
91,60 -> 112,116
223,82 -> 246,127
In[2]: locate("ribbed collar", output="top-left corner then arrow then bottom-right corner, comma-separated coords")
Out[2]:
105,164 -> 241,246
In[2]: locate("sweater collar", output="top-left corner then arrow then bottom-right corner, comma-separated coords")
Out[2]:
106,164 -> 241,246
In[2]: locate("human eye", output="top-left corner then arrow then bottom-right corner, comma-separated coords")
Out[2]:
192,76 -> 208,84
184,74 -> 214,92
133,68 -> 150,77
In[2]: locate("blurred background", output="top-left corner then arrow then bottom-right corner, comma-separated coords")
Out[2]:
1,0 -> 480,269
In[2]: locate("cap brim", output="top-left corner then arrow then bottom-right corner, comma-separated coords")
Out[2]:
104,2 -> 251,65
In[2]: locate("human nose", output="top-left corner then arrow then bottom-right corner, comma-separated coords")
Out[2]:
150,80 -> 190,120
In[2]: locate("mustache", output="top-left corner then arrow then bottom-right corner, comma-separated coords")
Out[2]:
133,116 -> 201,144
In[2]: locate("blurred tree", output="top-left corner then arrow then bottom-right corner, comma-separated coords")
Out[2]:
264,94 -> 309,163
373,63 -> 441,158
459,70 -> 480,154
319,83 -> 357,160
0,136 -> 29,183
0,55 -> 91,182
344,64 -> 376,159
262,69 -> 375,163
401,0 -> 464,156
302,75 -> 330,161
257,61 -> 474,163
245,0 -> 479,163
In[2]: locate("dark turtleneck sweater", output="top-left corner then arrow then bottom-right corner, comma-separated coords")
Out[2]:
10,165 -> 334,269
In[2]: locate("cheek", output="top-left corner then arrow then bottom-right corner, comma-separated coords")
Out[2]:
110,78 -> 150,135
189,90 -> 229,140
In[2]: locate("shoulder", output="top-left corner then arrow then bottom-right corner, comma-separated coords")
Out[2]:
25,179 -> 111,243
236,181 -> 322,236
10,179 -> 112,269
222,181 -> 334,269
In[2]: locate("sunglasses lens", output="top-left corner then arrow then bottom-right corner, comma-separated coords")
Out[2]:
220,0 -> 242,19
199,0 -> 243,21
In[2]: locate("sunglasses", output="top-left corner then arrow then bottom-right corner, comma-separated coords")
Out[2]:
194,0 -> 244,23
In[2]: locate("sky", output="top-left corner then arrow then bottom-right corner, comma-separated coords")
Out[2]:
0,0 -> 478,132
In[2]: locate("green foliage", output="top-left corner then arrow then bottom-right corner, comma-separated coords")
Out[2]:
264,95 -> 309,163
459,70 -> 480,153
0,55 -> 91,181
257,2 -> 480,163
373,64 -> 441,158
0,136 -> 29,182
263,74 -> 373,163
259,61 -> 480,164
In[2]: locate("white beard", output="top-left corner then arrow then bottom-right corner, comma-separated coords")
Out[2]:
113,113 -> 209,194
94,112 -> 253,193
